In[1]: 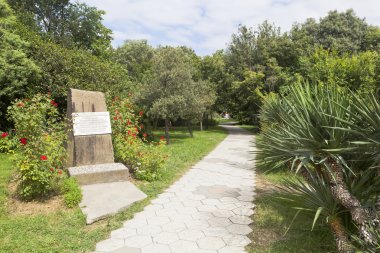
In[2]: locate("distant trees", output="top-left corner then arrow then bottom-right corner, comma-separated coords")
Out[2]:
138,46 -> 215,143
210,9 -> 380,124
291,9 -> 370,55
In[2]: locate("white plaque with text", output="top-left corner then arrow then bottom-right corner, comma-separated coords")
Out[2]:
72,112 -> 112,136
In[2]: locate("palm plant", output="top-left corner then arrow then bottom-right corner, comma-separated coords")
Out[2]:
257,83 -> 380,252
279,171 -> 351,252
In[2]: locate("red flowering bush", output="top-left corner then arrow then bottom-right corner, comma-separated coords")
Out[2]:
109,96 -> 166,181
0,130 -> 18,153
8,94 -> 66,199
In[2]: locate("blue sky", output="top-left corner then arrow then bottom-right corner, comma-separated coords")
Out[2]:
83,0 -> 380,56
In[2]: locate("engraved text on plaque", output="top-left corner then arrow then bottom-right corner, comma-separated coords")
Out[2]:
72,112 -> 112,136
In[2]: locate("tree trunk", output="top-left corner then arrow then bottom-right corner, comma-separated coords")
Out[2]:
205,113 -> 209,130
153,118 -> 158,130
326,156 -> 373,242
187,120 -> 193,138
200,114 -> 203,131
329,217 -> 355,253
164,118 -> 170,145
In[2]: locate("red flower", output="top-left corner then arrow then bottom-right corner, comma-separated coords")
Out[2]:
17,102 -> 25,107
49,168 -> 54,172
50,100 -> 58,107
19,138 -> 27,145
113,116 -> 118,120
140,124 -> 144,129
143,133 -> 148,138
139,111 -> 144,116
57,170 -> 62,175
40,155 -> 48,161
160,136 -> 165,141
127,120 -> 131,125
127,130 -> 131,135
132,133 -> 136,138
1,132 -> 8,138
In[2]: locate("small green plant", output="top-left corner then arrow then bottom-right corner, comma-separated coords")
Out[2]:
109,96 -> 166,181
8,94 -> 66,199
61,178 -> 82,208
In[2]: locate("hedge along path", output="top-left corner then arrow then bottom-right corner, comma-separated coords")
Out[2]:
93,125 -> 256,253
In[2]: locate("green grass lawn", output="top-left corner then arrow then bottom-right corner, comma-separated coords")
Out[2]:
247,172 -> 336,253
0,126 -> 227,253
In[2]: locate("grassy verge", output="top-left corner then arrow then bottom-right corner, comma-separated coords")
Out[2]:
238,124 -> 260,133
247,171 -> 336,253
0,126 -> 227,253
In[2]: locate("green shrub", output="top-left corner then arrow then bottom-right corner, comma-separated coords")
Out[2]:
109,96 -> 166,181
115,137 -> 166,181
7,93 -> 66,199
61,178 -> 82,208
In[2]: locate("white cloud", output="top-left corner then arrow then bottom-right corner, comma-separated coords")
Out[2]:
83,0 -> 380,56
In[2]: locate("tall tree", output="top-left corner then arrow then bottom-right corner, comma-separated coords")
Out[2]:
113,40 -> 154,84
225,25 -> 256,79
139,47 -> 193,144
140,47 -> 215,143
181,80 -> 216,134
8,0 -> 112,56
200,50 -> 232,113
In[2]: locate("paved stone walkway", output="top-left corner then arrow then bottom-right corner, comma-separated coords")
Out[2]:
94,125 -> 256,253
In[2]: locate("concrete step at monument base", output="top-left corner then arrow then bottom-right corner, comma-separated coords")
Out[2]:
68,163 -> 129,185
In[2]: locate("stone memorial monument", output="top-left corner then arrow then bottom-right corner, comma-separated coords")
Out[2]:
67,88 -> 146,224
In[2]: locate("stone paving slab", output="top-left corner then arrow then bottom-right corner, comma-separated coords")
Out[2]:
93,125 -> 255,253
81,181 -> 147,224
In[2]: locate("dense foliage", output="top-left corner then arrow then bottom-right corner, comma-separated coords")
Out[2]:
8,0 -> 112,56
0,0 -> 40,126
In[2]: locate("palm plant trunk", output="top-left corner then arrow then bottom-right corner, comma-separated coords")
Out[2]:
326,157 -> 373,242
330,217 -> 355,253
